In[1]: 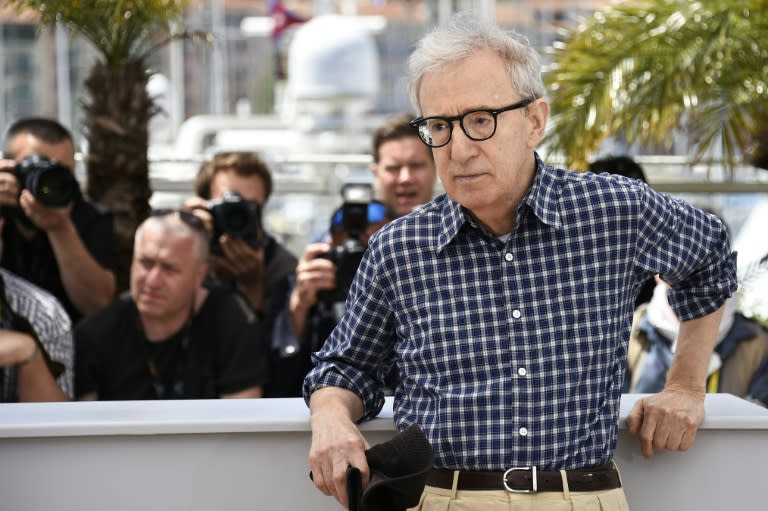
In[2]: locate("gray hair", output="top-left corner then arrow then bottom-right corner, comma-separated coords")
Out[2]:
134,213 -> 210,263
407,12 -> 546,112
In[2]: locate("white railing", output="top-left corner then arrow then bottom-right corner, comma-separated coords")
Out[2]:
0,394 -> 766,511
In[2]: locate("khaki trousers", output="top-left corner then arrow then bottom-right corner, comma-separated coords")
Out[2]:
408,469 -> 630,511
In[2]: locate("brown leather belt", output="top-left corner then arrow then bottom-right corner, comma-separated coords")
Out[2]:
426,463 -> 621,493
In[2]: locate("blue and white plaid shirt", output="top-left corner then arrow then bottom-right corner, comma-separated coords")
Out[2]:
304,153 -> 737,471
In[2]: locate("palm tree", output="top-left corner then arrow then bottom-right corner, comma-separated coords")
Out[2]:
544,0 -> 768,171
7,0 -> 200,290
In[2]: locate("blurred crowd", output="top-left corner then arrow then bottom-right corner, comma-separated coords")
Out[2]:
0,116 -> 765,406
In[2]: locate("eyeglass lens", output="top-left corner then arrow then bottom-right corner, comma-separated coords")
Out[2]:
423,111 -> 497,147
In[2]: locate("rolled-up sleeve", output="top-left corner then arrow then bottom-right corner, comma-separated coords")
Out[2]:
302,236 -> 394,421
635,187 -> 738,321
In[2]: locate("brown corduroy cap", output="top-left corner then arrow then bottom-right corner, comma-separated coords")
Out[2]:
349,424 -> 434,511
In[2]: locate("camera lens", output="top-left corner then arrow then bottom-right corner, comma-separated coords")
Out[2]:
222,205 -> 251,234
31,168 -> 78,207
208,192 -> 261,254
15,155 -> 77,208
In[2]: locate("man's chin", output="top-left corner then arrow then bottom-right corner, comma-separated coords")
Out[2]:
136,298 -> 166,316
395,199 -> 418,216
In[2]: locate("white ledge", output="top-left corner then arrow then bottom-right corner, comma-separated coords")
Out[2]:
0,393 -> 765,439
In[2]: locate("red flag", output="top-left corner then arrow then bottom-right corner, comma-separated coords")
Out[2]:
269,0 -> 307,40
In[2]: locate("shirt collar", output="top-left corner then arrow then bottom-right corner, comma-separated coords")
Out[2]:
436,152 -> 564,252
524,152 -> 564,230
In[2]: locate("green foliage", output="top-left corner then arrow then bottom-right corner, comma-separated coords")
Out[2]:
6,0 -> 193,65
544,0 -> 768,170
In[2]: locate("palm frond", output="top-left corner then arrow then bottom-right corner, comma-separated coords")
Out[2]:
544,0 -> 768,170
6,0 -> 189,65
738,251 -> 768,287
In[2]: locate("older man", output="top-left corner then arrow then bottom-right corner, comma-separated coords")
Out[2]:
75,210 -> 267,400
304,13 -> 736,511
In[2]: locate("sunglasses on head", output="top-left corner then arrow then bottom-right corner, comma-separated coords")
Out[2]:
149,209 -> 207,233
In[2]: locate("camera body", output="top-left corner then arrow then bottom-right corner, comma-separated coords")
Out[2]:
207,191 -> 262,254
13,154 -> 78,208
317,183 -> 376,303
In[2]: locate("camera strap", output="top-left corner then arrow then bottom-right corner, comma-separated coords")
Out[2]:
140,300 -> 195,400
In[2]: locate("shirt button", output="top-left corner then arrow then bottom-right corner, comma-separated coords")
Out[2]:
512,309 -> 521,319
517,367 -> 527,376
519,427 -> 528,436
504,253 -> 514,262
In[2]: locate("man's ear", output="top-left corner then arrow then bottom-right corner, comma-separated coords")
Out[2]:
196,262 -> 210,288
526,98 -> 550,149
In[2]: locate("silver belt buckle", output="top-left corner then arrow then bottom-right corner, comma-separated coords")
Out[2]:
503,466 -> 537,493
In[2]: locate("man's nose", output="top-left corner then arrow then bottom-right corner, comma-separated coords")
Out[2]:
397,165 -> 414,182
449,123 -> 478,161
144,265 -> 163,285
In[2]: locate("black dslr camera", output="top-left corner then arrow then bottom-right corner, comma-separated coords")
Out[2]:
318,183 -> 381,303
13,154 -> 78,208
207,191 -> 262,255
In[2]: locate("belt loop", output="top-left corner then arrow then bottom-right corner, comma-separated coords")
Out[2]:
559,469 -> 570,500
611,460 -> 623,488
450,470 -> 460,498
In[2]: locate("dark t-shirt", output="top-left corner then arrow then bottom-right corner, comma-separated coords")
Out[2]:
1,196 -> 114,323
74,288 -> 268,400
205,235 -> 301,398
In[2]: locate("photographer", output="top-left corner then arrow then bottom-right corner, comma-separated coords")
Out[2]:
271,113 -> 436,396
0,118 -> 115,323
284,193 -> 395,383
186,152 -> 297,396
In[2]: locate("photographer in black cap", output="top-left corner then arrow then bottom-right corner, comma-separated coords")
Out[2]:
0,118 -> 115,323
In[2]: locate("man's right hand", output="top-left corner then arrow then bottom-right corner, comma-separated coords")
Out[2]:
289,242 -> 337,339
290,242 -> 337,310
0,160 -> 21,206
184,197 -> 215,235
308,388 -> 370,508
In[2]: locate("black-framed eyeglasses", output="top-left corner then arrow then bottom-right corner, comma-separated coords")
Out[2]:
150,209 -> 207,234
409,98 -> 534,148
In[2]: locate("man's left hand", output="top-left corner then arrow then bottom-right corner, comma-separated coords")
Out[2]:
626,385 -> 705,459
19,190 -> 73,232
212,235 -> 265,311
213,234 -> 264,281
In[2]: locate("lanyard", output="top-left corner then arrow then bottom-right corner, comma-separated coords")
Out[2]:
141,301 -> 195,400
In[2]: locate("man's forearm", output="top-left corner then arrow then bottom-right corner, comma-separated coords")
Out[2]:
667,305 -> 725,393
309,386 -> 366,424
17,346 -> 69,402
289,290 -> 312,340
47,220 -> 115,315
